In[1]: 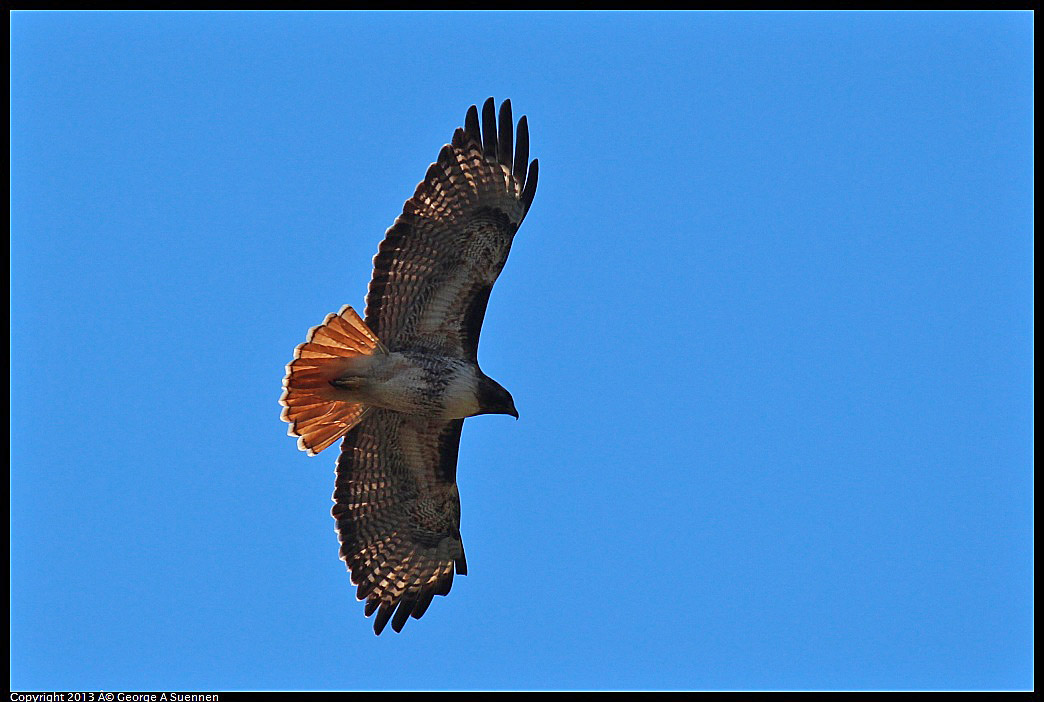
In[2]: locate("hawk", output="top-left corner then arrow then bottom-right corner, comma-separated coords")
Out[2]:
280,98 -> 538,634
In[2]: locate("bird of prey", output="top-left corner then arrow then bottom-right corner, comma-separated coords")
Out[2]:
280,98 -> 538,635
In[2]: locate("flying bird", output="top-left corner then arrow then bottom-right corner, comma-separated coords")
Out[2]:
280,98 -> 538,635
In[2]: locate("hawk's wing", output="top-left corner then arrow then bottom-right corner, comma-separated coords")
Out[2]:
332,410 -> 467,634
364,98 -> 538,360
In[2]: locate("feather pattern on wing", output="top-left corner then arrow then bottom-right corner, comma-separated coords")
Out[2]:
332,411 -> 468,634
364,98 -> 538,361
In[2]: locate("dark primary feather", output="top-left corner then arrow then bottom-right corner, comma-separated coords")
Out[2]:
464,104 -> 481,144
335,99 -> 537,634
513,115 -> 529,184
497,101 -> 513,169
481,98 -> 498,159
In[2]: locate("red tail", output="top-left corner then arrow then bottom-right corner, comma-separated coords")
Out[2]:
280,305 -> 384,455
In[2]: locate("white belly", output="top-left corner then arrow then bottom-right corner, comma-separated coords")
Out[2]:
337,351 -> 480,419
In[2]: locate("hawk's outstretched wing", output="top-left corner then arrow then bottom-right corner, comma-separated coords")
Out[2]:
332,411 -> 467,635
364,97 -> 538,360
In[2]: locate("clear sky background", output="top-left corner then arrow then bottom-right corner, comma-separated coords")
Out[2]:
10,11 -> 1033,692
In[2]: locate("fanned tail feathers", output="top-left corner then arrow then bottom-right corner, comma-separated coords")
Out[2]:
281,305 -> 384,455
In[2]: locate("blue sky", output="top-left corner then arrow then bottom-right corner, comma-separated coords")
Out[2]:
10,11 -> 1033,692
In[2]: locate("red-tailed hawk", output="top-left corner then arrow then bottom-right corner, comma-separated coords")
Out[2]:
280,98 -> 538,634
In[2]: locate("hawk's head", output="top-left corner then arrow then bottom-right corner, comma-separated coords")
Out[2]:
475,374 -> 519,420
